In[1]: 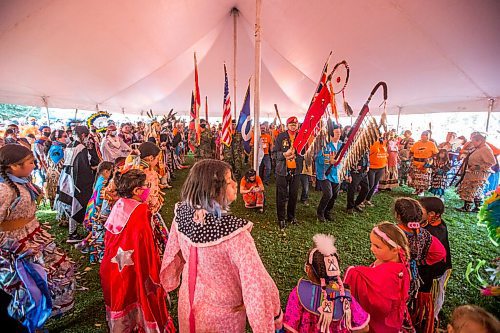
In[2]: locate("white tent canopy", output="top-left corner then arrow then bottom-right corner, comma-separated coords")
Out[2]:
0,0 -> 499,118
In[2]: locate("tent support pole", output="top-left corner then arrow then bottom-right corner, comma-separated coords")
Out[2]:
486,98 -> 494,132
41,96 -> 50,126
232,7 -> 239,120
396,106 -> 402,133
253,0 -> 262,174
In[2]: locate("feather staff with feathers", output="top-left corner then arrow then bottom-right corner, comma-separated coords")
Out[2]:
333,82 -> 388,182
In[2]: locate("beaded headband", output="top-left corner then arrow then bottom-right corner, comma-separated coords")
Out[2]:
373,226 -> 399,249
407,222 -> 421,229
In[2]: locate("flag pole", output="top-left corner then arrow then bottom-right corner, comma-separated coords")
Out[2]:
486,98 -> 494,132
232,7 -> 239,121
253,0 -> 262,173
41,96 -> 51,126
205,96 -> 209,124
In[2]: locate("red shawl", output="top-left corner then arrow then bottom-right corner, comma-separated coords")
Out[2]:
344,262 -> 410,333
100,198 -> 175,332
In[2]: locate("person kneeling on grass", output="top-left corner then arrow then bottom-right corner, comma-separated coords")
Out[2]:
240,169 -> 265,212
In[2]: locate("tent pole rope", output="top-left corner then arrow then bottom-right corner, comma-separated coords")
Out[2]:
232,7 -> 239,120
253,0 -> 262,174
486,98 -> 494,132
41,96 -> 51,126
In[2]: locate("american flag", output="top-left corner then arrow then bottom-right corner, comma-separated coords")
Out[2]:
220,64 -> 232,147
194,53 -> 201,144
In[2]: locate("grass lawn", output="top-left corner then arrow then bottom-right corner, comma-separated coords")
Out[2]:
43,160 -> 499,332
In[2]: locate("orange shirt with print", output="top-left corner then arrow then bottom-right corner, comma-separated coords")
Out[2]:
369,141 -> 388,169
410,140 -> 439,167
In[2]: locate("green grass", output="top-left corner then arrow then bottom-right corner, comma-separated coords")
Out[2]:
43,161 -> 499,332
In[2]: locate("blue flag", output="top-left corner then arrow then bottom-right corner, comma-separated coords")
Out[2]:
236,81 -> 252,154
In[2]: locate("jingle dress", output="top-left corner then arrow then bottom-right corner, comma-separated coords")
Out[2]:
457,143 -> 496,203
409,140 -> 438,193
429,157 -> 451,197
0,176 -> 75,332
378,139 -> 399,190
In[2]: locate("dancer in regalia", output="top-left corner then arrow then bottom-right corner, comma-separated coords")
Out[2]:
429,149 -> 451,198
344,222 -> 411,333
100,169 -> 175,333
137,142 -> 169,254
394,198 -> 447,333
161,159 -> 282,332
419,196 -> 453,331
55,126 -> 98,242
0,144 -> 75,332
80,161 -> 114,263
284,234 -> 370,332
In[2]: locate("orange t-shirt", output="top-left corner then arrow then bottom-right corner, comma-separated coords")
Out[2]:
250,133 -> 273,155
369,141 -> 388,169
240,175 -> 264,192
261,133 -> 272,155
410,140 -> 439,167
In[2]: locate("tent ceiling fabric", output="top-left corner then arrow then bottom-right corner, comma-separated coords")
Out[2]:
0,0 -> 499,118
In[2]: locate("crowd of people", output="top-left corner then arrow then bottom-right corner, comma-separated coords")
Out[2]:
0,115 -> 498,333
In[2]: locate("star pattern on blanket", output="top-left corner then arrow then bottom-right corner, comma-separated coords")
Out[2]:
111,247 -> 134,272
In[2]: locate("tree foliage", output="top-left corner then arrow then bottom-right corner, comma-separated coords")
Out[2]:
0,103 -> 42,121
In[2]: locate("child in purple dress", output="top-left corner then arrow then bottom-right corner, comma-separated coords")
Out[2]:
284,234 -> 370,333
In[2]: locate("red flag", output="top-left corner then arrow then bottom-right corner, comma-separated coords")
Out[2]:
221,64 -> 232,147
194,53 -> 201,144
188,91 -> 196,152
309,51 -> 331,107
294,84 -> 331,154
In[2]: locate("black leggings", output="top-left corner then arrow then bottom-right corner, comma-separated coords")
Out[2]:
366,167 -> 385,201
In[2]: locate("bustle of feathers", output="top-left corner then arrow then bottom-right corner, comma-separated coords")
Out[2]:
313,234 -> 337,257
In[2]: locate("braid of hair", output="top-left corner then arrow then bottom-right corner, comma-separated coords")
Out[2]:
0,165 -> 21,216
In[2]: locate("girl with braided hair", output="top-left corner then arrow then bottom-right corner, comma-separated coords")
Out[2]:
0,144 -> 75,332
344,222 -> 411,333
283,234 -> 370,333
394,197 -> 447,333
